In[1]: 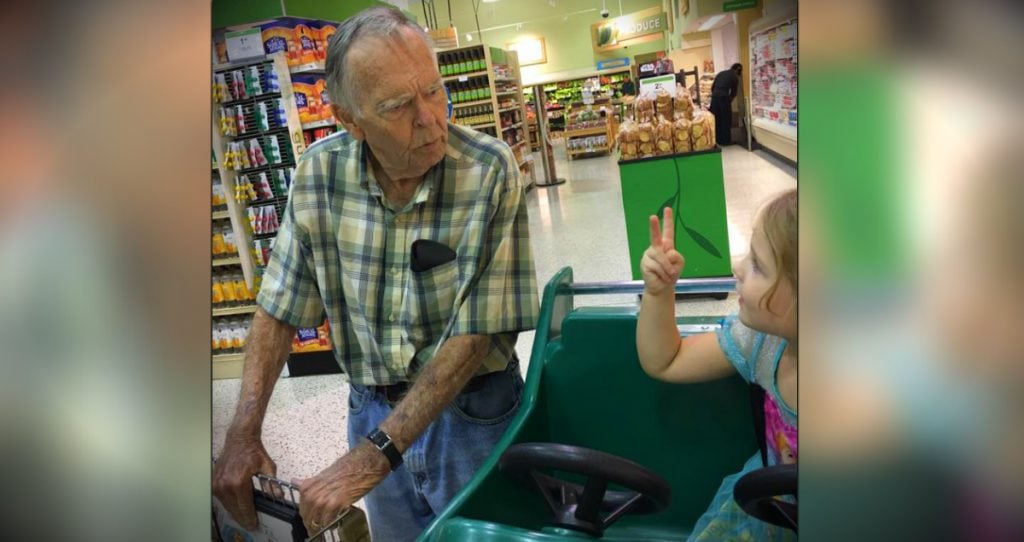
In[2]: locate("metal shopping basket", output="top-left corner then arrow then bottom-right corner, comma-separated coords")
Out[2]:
213,473 -> 370,542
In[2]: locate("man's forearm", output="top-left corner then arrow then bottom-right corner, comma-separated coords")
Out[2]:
379,334 -> 491,452
228,308 -> 296,438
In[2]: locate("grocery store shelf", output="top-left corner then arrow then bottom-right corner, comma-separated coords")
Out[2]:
212,210 -> 230,220
511,141 -> 526,150
567,146 -> 612,156
502,122 -> 523,133
213,55 -> 268,72
496,90 -> 519,97
457,120 -> 494,129
498,106 -> 520,114
213,256 -> 241,267
565,126 -> 608,138
443,70 -> 489,82
301,119 -> 336,130
290,61 -> 325,74
452,98 -> 493,108
213,304 -> 258,317
494,76 -> 514,83
213,353 -> 244,379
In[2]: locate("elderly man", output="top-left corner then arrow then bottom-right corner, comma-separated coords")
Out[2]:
212,6 -> 538,541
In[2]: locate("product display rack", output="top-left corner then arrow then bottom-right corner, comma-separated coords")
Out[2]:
528,68 -> 631,139
748,13 -> 797,162
438,44 -> 535,188
212,52 -> 306,380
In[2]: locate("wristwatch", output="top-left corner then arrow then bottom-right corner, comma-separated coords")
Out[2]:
366,428 -> 403,471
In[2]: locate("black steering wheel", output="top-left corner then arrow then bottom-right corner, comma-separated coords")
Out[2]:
733,464 -> 798,532
498,443 -> 672,537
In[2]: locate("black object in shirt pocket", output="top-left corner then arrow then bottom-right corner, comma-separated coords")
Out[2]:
410,239 -> 457,272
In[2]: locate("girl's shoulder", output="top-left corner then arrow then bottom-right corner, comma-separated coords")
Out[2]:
716,313 -> 787,386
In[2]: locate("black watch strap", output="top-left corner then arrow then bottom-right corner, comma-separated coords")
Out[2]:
366,428 -> 403,471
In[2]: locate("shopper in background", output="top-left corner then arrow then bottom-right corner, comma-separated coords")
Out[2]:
211,6 -> 538,541
620,76 -> 636,97
709,63 -> 742,146
636,190 -> 798,541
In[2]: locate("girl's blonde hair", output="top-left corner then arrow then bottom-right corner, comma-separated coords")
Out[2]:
758,189 -> 798,313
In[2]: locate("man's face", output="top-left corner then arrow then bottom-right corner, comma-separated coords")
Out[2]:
332,28 -> 449,180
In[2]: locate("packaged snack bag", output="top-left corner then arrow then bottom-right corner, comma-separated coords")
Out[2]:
655,87 -> 674,120
261,19 -> 299,65
294,20 -> 319,65
655,115 -> 674,156
291,75 -> 319,124
674,83 -> 695,120
317,21 -> 337,61
690,111 -> 715,150
673,114 -> 693,153
315,78 -> 333,121
638,118 -> 656,157
635,92 -> 656,123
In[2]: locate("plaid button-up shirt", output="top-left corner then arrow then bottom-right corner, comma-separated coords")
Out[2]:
256,124 -> 539,385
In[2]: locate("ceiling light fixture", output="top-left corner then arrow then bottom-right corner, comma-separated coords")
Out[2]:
698,14 -> 726,32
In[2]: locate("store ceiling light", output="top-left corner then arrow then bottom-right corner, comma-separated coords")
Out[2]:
698,14 -> 726,32
482,0 -> 500,3
466,33 -> 473,41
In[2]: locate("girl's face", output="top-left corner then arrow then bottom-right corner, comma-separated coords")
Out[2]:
733,223 -> 797,341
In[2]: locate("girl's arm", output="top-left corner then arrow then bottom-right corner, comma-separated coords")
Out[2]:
636,210 -> 735,383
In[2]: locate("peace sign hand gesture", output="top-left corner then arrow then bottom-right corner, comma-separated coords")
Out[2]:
641,208 -> 686,296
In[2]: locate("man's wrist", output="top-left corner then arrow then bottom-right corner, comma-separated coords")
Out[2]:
358,437 -> 395,474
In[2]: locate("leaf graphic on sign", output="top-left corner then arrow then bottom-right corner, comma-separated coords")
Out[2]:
682,224 -> 723,259
656,195 -> 674,218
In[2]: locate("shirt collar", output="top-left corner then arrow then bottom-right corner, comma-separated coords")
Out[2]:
359,140 -> 445,206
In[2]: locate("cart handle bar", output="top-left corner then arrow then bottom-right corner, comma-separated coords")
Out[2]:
565,277 -> 736,296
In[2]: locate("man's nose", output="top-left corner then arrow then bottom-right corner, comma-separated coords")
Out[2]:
412,96 -> 433,127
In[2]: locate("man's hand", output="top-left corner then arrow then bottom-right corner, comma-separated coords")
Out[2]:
213,434 -> 278,531
641,207 -> 685,296
293,440 -> 390,534
213,309 -> 295,531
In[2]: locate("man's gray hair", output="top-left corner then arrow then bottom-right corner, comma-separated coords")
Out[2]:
325,6 -> 433,115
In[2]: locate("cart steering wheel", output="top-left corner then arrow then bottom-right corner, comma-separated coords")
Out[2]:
732,464 -> 798,532
499,443 -> 672,537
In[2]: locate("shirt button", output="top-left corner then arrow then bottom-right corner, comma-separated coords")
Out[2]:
388,312 -> 397,323
390,267 -> 399,276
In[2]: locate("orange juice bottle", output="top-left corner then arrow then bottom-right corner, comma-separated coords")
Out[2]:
230,319 -> 245,350
212,275 -> 225,305
217,322 -> 233,351
222,273 -> 237,304
212,227 -> 226,256
234,273 -> 251,302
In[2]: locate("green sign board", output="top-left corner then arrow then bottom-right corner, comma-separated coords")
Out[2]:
592,7 -> 668,52
723,0 -> 757,12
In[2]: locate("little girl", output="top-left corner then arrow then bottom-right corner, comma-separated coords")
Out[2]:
636,189 -> 797,541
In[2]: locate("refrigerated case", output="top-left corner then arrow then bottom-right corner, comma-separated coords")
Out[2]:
748,13 -> 797,162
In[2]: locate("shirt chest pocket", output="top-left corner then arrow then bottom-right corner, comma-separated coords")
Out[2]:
406,260 -> 459,346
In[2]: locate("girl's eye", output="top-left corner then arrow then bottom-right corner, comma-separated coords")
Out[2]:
751,257 -> 762,274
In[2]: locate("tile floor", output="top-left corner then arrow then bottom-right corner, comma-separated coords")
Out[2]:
211,142 -> 796,485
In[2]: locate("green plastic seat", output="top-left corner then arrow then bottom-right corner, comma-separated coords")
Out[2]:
419,268 -> 756,541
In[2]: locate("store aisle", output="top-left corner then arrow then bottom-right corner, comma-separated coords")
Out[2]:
212,143 -> 796,485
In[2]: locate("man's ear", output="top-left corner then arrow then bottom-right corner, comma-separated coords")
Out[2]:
331,104 -> 364,141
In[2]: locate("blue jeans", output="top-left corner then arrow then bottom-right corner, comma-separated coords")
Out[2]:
347,358 -> 523,542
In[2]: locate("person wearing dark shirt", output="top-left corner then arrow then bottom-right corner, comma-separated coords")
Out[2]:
620,77 -> 635,96
710,63 -> 742,146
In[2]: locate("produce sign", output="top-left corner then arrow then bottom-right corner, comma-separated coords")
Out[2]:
592,7 -> 667,52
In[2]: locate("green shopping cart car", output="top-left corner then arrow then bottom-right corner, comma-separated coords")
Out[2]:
419,267 -> 796,541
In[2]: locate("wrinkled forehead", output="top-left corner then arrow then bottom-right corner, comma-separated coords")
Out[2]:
346,28 -> 433,72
